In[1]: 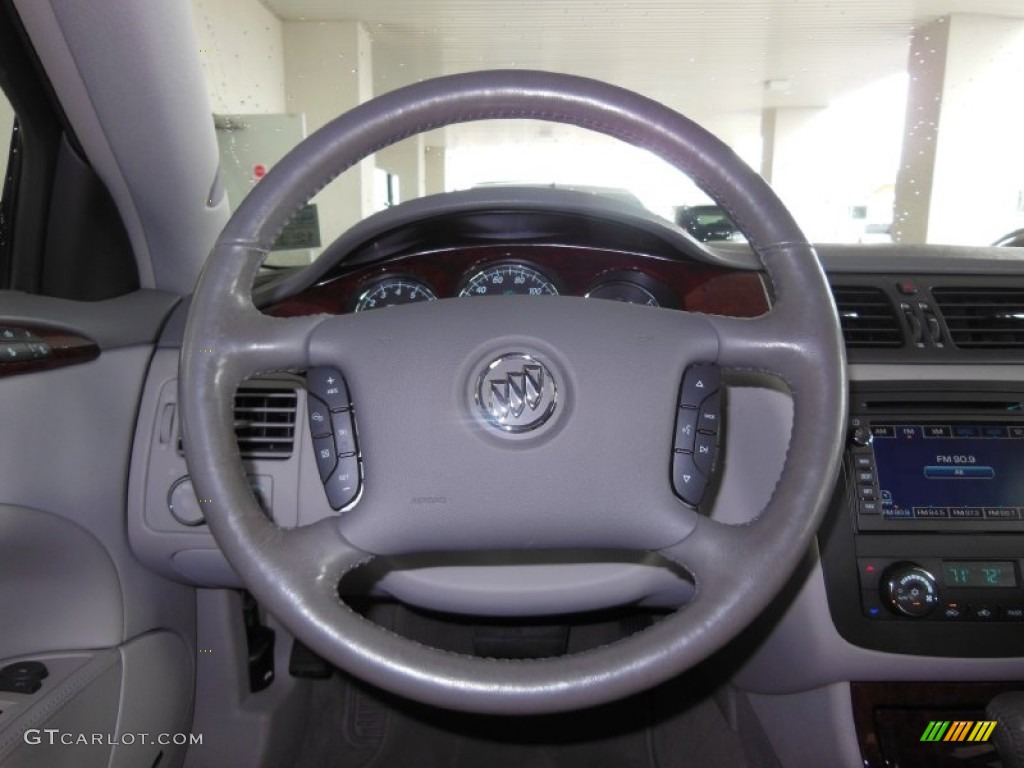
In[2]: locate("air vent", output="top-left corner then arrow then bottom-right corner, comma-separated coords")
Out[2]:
830,286 -> 902,348
178,385 -> 297,459
932,288 -> 1024,349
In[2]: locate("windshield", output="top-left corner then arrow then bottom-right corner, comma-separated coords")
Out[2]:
190,0 -> 1024,264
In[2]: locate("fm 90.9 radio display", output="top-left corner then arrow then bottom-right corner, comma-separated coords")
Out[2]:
870,422 -> 1024,520
942,561 -> 1017,588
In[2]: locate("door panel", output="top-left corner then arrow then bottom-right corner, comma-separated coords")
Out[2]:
0,293 -> 196,768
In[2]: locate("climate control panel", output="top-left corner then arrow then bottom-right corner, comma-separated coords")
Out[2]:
859,557 -> 1023,622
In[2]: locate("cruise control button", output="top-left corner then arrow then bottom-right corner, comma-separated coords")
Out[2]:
672,452 -> 706,506
697,391 -> 721,434
674,407 -> 699,452
331,411 -> 358,456
312,436 -> 338,482
307,395 -> 331,438
680,364 -> 719,408
307,367 -> 350,411
694,431 -> 717,476
324,455 -> 361,510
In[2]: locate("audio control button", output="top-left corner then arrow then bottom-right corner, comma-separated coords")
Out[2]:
679,364 -> 719,407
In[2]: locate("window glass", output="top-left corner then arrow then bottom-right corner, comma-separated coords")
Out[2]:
191,1 -> 1024,257
0,90 -> 14,197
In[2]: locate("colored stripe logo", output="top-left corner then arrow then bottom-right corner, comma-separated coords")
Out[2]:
920,721 -> 997,742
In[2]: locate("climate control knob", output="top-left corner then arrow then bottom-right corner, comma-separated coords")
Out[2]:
881,564 -> 939,617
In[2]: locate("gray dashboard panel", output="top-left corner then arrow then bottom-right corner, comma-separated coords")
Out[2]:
714,241 -> 1024,275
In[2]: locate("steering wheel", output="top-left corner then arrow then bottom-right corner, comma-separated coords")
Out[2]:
180,70 -> 846,715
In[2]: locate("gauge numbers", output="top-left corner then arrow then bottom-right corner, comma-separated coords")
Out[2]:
354,277 -> 437,312
459,263 -> 558,298
585,281 -> 659,306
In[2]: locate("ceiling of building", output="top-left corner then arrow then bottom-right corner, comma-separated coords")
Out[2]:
259,0 -> 1024,146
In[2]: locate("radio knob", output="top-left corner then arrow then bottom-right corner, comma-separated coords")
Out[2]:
881,564 -> 939,618
850,426 -> 873,447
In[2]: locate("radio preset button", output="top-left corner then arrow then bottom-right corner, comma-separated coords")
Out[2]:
854,455 -> 874,470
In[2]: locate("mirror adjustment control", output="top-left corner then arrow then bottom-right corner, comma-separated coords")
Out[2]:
0,660 -> 48,695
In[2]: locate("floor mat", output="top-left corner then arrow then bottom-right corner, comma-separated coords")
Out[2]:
292,606 -> 751,768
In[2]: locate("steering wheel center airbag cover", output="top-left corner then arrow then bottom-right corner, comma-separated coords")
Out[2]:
474,352 -> 558,434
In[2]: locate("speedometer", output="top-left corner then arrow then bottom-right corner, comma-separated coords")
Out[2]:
458,263 -> 559,298
353,276 -> 437,312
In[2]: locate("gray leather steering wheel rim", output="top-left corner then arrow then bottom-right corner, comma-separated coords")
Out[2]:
180,70 -> 846,715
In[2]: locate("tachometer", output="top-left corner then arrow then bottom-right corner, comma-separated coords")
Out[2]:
585,281 -> 659,306
459,263 -> 558,298
353,277 -> 437,312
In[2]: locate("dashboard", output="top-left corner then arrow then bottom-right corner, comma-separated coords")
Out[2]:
124,188 -> 1024,765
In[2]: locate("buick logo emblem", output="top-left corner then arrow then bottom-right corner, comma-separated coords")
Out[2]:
476,353 -> 557,433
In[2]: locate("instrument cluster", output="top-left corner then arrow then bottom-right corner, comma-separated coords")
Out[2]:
266,243 -> 769,320
350,259 -> 679,313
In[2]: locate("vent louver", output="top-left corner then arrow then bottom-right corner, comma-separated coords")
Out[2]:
830,286 -> 902,348
178,385 -> 297,459
932,288 -> 1024,349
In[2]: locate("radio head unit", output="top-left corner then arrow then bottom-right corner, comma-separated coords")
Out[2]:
851,419 -> 1024,533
